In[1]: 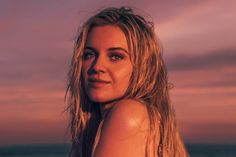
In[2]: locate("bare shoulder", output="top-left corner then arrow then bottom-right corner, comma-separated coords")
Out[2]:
108,99 -> 149,130
93,99 -> 150,157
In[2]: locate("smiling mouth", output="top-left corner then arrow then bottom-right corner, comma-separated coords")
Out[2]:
88,78 -> 111,87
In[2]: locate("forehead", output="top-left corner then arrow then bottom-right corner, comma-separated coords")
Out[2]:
85,25 -> 128,51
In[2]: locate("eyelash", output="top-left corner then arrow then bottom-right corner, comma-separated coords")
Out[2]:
109,53 -> 124,61
83,51 -> 96,60
82,51 -> 125,61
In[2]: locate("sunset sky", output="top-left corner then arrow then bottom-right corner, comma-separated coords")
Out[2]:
0,0 -> 236,146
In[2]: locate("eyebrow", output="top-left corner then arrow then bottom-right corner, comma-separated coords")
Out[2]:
84,46 -> 97,53
108,47 -> 129,54
85,46 -> 129,55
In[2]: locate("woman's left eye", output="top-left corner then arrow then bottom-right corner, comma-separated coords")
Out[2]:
110,54 -> 124,61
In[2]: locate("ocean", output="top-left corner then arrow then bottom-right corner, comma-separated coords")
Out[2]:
0,144 -> 235,157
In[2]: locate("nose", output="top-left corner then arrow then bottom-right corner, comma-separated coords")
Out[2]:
89,55 -> 106,74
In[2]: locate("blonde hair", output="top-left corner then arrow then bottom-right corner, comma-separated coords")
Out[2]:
66,6 -> 189,157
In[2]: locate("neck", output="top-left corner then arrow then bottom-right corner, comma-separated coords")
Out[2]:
99,102 -> 114,119
97,97 -> 124,119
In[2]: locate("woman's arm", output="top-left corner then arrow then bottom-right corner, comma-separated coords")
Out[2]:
93,99 -> 157,157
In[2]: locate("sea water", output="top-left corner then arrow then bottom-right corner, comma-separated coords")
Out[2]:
0,144 -> 70,157
187,144 -> 236,157
0,144 -> 235,157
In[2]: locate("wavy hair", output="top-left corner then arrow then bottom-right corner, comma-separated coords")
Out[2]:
66,6 -> 189,157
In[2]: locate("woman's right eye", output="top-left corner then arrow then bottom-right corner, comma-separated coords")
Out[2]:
83,51 -> 95,60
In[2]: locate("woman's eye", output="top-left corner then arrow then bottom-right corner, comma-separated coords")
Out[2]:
110,54 -> 124,61
83,52 -> 95,60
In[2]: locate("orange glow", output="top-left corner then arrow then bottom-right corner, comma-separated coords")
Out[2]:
0,0 -> 236,145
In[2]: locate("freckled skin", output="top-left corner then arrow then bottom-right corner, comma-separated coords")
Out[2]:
82,26 -> 133,108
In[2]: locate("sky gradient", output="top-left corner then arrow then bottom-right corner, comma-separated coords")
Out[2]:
0,0 -> 236,146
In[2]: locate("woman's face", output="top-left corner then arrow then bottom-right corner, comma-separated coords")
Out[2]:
82,25 -> 133,103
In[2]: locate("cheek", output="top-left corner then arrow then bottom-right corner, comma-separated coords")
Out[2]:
82,61 -> 90,75
114,65 -> 133,83
81,64 -> 88,83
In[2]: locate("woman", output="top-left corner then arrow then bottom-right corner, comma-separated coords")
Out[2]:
66,7 -> 189,157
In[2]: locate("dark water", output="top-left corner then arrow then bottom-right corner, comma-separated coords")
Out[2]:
0,144 -> 70,157
187,144 -> 236,157
0,143 -> 235,157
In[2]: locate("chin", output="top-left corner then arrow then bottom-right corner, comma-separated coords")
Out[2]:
88,94 -> 112,103
88,93 -> 123,104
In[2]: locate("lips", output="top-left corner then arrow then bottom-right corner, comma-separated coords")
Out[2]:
88,78 -> 111,87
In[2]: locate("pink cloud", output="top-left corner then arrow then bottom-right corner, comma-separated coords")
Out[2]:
157,0 -> 236,56
1,0 -> 236,145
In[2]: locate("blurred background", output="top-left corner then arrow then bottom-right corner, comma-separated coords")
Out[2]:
0,0 -> 236,156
